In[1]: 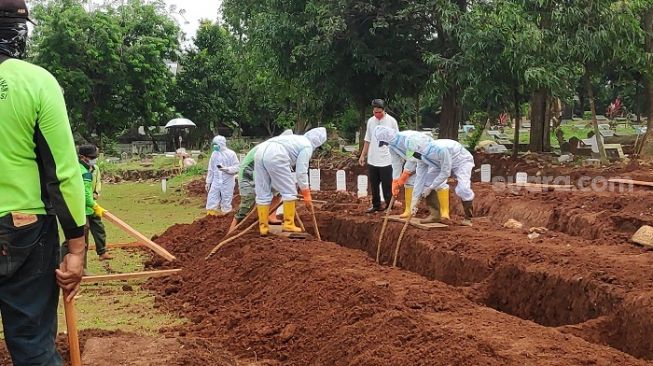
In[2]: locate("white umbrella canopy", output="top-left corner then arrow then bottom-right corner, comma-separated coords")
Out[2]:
165,118 -> 196,128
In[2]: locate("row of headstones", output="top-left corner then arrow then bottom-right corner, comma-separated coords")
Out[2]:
308,166 -> 525,196
309,169 -> 369,198
158,164 -> 516,194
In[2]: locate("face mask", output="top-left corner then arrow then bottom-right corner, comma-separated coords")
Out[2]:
213,145 -> 220,152
0,21 -> 28,59
88,158 -> 97,166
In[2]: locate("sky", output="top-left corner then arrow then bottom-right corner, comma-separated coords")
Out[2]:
164,0 -> 222,42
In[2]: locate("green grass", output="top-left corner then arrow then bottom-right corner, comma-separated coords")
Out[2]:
58,175 -> 206,334
99,155 -> 209,175
472,120 -> 640,150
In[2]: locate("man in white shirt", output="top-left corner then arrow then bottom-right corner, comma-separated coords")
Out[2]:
358,99 -> 399,213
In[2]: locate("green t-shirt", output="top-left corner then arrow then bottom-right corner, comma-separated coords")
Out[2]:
0,57 -> 85,239
238,146 -> 258,183
80,162 -> 97,216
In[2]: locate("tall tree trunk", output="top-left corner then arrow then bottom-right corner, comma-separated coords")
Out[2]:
358,105 -> 367,152
415,95 -> 421,130
529,88 -> 548,152
639,7 -> 653,157
584,71 -> 608,162
512,89 -> 521,159
543,95 -> 552,151
439,86 -> 460,140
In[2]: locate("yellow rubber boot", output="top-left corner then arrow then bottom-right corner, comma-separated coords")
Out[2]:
437,188 -> 450,220
207,209 -> 219,216
282,201 -> 302,233
257,205 -> 270,236
399,187 -> 413,218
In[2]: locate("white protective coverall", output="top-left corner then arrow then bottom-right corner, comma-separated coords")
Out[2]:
407,136 -> 475,210
254,127 -> 327,205
206,136 -> 240,213
374,126 -> 434,186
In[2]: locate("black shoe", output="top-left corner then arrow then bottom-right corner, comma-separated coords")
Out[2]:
365,206 -> 380,213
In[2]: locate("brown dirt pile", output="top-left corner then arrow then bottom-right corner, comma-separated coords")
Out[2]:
145,215 -> 648,365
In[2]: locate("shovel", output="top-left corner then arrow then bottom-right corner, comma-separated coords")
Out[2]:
64,298 -> 82,366
375,196 -> 395,263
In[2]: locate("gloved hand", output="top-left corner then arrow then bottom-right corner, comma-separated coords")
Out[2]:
205,182 -> 211,192
410,201 -> 419,215
421,187 -> 433,198
392,170 -> 412,197
301,188 -> 312,207
92,203 -> 106,218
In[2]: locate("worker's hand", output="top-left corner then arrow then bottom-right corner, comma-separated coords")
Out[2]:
392,179 -> 401,197
410,202 -> 419,215
421,187 -> 432,198
93,192 -> 99,200
92,203 -> 106,218
358,154 -> 366,167
301,188 -> 312,207
205,182 -> 211,192
56,237 -> 85,302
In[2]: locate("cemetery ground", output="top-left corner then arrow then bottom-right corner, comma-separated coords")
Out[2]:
2,149 -> 653,365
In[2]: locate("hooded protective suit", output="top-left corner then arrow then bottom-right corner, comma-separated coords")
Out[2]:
375,126 -> 433,184
254,127 -> 327,205
206,136 -> 240,213
407,136 -> 475,210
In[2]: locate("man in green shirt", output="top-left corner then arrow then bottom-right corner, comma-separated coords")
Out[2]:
78,145 -> 111,261
0,1 -> 86,364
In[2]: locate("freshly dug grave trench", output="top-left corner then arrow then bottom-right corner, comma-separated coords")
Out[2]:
465,183 -> 653,242
318,210 -> 653,360
146,215 -> 650,365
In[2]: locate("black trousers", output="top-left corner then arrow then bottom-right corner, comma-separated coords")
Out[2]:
0,215 -> 63,366
367,164 -> 393,209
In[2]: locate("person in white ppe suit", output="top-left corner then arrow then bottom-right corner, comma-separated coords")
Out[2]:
205,135 -> 240,216
406,135 -> 475,226
254,127 -> 327,236
374,126 -> 434,218
227,129 -> 294,234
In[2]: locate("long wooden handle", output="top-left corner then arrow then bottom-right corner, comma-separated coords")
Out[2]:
205,220 -> 258,259
376,196 -> 395,263
64,299 -> 82,366
393,213 -> 412,267
81,269 -> 181,283
295,212 -> 306,232
103,211 -> 176,261
309,204 -> 321,241
228,206 -> 256,235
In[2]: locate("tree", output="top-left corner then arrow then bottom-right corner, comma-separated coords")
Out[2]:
458,1 -> 549,158
560,0 -> 644,162
637,1 -> 653,157
222,0 -> 442,143
174,21 -> 239,140
29,0 -> 180,145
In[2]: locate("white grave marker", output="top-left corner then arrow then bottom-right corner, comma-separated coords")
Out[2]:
336,170 -> 347,191
357,175 -> 368,198
309,169 -> 321,191
481,164 -> 491,183
515,172 -> 528,184
161,178 -> 167,193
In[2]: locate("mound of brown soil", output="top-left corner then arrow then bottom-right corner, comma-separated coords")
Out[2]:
144,215 -> 648,365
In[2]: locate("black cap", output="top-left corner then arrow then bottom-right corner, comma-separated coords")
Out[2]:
0,0 -> 33,23
371,99 -> 385,109
78,144 -> 98,158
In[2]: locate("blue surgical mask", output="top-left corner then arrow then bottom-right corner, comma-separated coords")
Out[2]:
88,158 -> 97,166
213,145 -> 220,152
